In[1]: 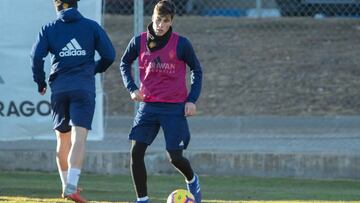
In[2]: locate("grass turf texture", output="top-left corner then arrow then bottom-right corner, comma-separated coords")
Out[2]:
0,171 -> 359,202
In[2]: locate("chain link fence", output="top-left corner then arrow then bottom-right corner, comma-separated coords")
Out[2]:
102,0 -> 360,117
276,0 -> 360,17
97,0 -> 360,156
104,0 -> 278,17
104,0 -> 360,17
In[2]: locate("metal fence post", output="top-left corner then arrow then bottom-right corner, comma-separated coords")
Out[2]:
256,0 -> 262,18
133,0 -> 144,114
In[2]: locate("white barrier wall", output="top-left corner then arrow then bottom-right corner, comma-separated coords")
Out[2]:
0,0 -> 104,140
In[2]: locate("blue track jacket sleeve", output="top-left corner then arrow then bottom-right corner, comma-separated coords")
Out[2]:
178,37 -> 203,103
94,25 -> 116,74
119,36 -> 140,93
30,26 -> 49,85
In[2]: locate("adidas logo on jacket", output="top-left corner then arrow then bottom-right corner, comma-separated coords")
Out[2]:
59,38 -> 86,57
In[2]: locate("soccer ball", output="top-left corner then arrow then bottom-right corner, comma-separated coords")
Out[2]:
166,189 -> 195,203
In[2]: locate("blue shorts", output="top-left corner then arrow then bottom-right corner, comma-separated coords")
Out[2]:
51,90 -> 95,132
129,105 -> 191,150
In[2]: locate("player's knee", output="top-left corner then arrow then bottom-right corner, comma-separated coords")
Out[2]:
130,146 -> 139,160
168,152 -> 184,166
130,143 -> 146,161
169,157 -> 183,167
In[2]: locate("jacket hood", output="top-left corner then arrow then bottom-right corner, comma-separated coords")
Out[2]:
57,8 -> 83,23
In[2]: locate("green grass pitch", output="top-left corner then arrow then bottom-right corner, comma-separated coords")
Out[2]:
0,171 -> 359,202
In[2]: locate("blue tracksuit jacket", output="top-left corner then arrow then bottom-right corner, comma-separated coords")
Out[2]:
30,8 -> 115,93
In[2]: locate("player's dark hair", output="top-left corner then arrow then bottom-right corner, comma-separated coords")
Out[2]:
54,0 -> 78,11
154,0 -> 176,19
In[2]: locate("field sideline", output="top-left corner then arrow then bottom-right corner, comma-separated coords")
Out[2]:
0,171 -> 360,203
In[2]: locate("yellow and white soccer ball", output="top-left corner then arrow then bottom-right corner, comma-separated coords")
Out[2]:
167,189 -> 195,203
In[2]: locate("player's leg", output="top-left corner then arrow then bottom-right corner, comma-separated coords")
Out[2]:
161,115 -> 202,203
51,92 -> 73,196
128,110 -> 160,203
166,149 -> 201,203
61,126 -> 88,203
130,141 -> 149,202
55,130 -> 71,195
166,149 -> 194,180
67,126 -> 88,180
63,90 -> 95,203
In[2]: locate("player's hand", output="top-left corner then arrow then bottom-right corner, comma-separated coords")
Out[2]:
37,82 -> 47,95
185,102 -> 196,117
130,90 -> 144,102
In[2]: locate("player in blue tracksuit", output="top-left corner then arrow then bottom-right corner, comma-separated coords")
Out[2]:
120,1 -> 202,202
30,0 -> 115,202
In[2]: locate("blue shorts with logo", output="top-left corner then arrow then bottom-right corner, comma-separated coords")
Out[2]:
129,102 -> 191,150
51,90 -> 95,132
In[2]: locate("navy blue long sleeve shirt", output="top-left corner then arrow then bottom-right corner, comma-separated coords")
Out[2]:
120,35 -> 202,103
30,8 -> 115,93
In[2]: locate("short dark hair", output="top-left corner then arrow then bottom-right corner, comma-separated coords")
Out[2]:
153,0 -> 176,19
